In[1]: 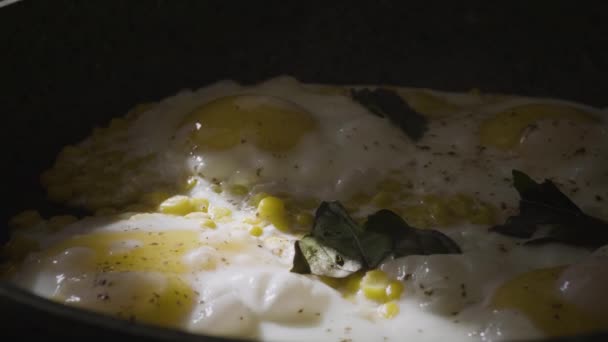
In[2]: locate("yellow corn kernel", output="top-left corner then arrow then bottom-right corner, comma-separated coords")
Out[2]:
159,195 -> 193,215
140,191 -> 170,207
47,184 -> 73,202
183,177 -> 198,191
361,270 -> 390,302
210,184 -> 223,194
294,212 -> 314,227
201,219 -> 217,229
319,276 -> 343,289
371,191 -> 394,208
249,225 -> 264,237
344,272 -> 364,297
386,280 -> 405,301
249,192 -> 269,207
211,207 -> 232,220
48,215 -> 78,231
257,196 -> 289,231
190,198 -> 209,213
243,216 -> 262,225
379,301 -> 400,319
401,91 -> 461,117
228,184 -> 249,196
9,210 -> 43,229
446,194 -> 475,218
479,103 -> 595,150
185,212 -> 209,219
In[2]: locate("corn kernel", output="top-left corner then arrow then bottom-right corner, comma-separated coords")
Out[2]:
228,184 -> 249,196
159,195 -> 193,215
184,177 -> 198,191
140,191 -> 170,207
48,215 -> 78,231
201,219 -> 216,229
249,226 -> 264,237
402,91 -> 461,117
257,196 -> 289,231
243,217 -> 262,225
190,198 -> 209,213
294,212 -> 314,227
379,301 -> 400,319
9,210 -> 43,229
386,280 -> 405,301
185,212 -> 209,219
361,270 -> 390,302
344,272 -> 364,297
211,207 -> 232,220
371,191 -> 394,208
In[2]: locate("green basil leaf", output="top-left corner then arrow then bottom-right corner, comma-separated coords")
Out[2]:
351,88 -> 428,141
291,201 -> 461,278
491,170 -> 608,248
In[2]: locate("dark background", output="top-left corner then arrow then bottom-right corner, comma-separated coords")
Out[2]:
1,0 -> 607,233
1,1 -> 608,340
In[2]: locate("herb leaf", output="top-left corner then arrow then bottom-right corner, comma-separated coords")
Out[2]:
364,209 -> 462,259
351,88 -> 428,141
490,170 -> 608,248
291,202 -> 461,278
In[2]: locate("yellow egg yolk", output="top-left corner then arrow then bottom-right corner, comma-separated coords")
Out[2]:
492,267 -> 608,337
479,103 -> 597,150
45,230 -> 208,273
181,95 -> 317,152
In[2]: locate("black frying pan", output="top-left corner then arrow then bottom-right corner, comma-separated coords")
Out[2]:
1,1 -> 607,340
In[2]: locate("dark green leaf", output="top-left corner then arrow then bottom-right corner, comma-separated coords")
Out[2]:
350,88 -> 428,141
291,236 -> 363,277
291,202 -> 461,278
491,170 -> 608,248
364,209 -> 462,259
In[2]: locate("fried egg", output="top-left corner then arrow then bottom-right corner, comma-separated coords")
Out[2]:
3,76 -> 608,342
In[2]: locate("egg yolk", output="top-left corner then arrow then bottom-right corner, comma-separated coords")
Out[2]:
181,95 -> 317,152
45,230 -> 209,273
479,103 -> 597,150
492,267 -> 608,337
400,90 -> 462,117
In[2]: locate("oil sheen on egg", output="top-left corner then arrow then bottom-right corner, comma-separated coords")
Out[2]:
4,76 -> 608,342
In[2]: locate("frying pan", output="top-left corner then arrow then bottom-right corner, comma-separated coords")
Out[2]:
1,1 -> 607,340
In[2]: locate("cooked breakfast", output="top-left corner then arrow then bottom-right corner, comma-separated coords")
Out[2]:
2,76 -> 607,341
